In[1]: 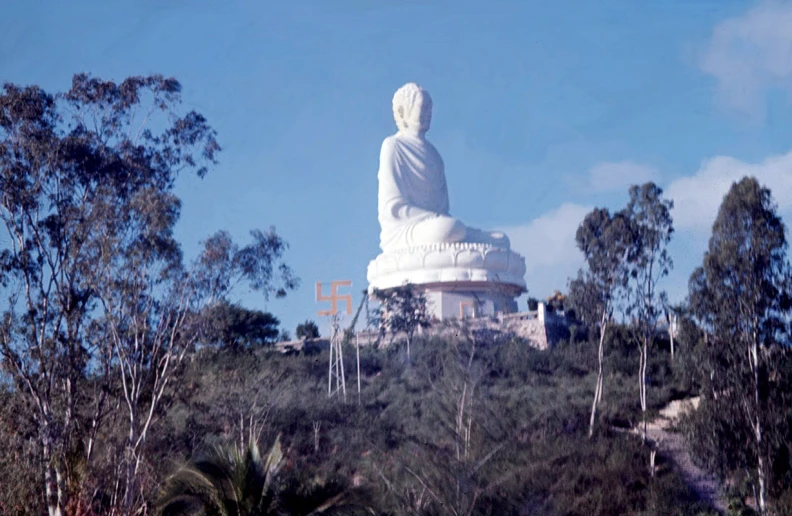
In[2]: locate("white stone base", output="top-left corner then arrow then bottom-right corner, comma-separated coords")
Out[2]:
422,285 -> 519,320
367,242 -> 527,291
367,242 -> 527,321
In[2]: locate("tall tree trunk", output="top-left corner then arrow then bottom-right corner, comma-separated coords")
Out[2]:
669,315 -> 675,360
751,340 -> 767,515
588,311 -> 608,438
55,466 -> 65,516
42,428 -> 64,516
640,335 -> 648,443
757,449 -> 767,515
123,436 -> 136,511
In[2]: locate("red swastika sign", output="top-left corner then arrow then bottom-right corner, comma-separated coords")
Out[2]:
316,281 -> 353,316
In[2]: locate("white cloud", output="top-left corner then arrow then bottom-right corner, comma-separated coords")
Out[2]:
497,148 -> 792,303
700,1 -> 792,120
666,150 -> 792,232
585,161 -> 660,193
499,203 -> 591,299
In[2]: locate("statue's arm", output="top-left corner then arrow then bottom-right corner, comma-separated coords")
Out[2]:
430,142 -> 450,215
438,167 -> 450,215
378,138 -> 435,221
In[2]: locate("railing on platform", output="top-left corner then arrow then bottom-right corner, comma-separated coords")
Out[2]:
498,310 -> 539,321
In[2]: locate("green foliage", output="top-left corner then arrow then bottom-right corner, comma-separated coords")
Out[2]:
296,320 -> 320,340
0,315 -> 714,514
0,385 -> 43,516
158,438 -> 285,516
686,176 -> 792,513
204,301 -> 281,349
568,205 -> 635,437
567,208 -> 632,325
621,182 -> 675,443
371,284 -> 431,359
157,437 -> 376,515
0,74 -> 297,514
142,329 -> 712,516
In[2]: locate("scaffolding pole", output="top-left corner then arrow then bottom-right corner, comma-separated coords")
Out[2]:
327,315 -> 347,401
356,331 -> 361,406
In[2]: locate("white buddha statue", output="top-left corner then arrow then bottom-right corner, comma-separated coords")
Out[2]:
377,82 -> 510,253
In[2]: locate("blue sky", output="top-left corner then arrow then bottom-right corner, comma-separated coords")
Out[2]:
3,0 -> 792,335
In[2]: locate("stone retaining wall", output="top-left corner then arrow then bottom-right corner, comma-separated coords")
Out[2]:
276,310 -> 566,352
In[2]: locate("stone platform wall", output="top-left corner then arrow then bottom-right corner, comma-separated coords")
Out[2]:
276,309 -> 566,353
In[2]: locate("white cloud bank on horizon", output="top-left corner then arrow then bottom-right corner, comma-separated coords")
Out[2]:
667,150 -> 792,232
499,203 -> 590,299
501,149 -> 792,301
701,0 -> 792,120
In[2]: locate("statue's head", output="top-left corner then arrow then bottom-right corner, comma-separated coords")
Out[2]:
392,82 -> 432,136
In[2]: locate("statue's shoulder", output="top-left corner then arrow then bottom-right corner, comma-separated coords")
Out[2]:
381,134 -> 399,149
379,134 -> 401,157
423,137 -> 439,153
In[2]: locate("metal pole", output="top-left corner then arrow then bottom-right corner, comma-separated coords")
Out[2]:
327,317 -> 333,396
356,331 -> 361,406
338,322 -> 347,402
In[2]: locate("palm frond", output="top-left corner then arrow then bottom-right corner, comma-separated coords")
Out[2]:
156,436 -> 376,516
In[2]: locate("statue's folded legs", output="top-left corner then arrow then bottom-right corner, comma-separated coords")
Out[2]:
463,227 -> 510,248
387,216 -> 510,251
405,215 -> 467,248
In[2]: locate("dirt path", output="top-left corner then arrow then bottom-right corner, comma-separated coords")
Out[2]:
635,398 -> 729,514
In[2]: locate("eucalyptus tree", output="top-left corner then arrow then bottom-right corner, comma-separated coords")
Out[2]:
568,207 -> 632,437
295,320 -> 320,340
688,177 -> 792,515
0,74 -> 296,515
100,227 -> 296,512
203,296 -> 281,350
371,284 -> 431,361
623,182 -> 674,443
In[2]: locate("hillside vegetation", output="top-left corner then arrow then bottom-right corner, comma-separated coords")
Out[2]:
149,327 -> 711,515
3,74 -> 791,516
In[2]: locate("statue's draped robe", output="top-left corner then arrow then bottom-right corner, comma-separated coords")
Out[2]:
378,133 -> 450,252
377,132 -> 510,253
